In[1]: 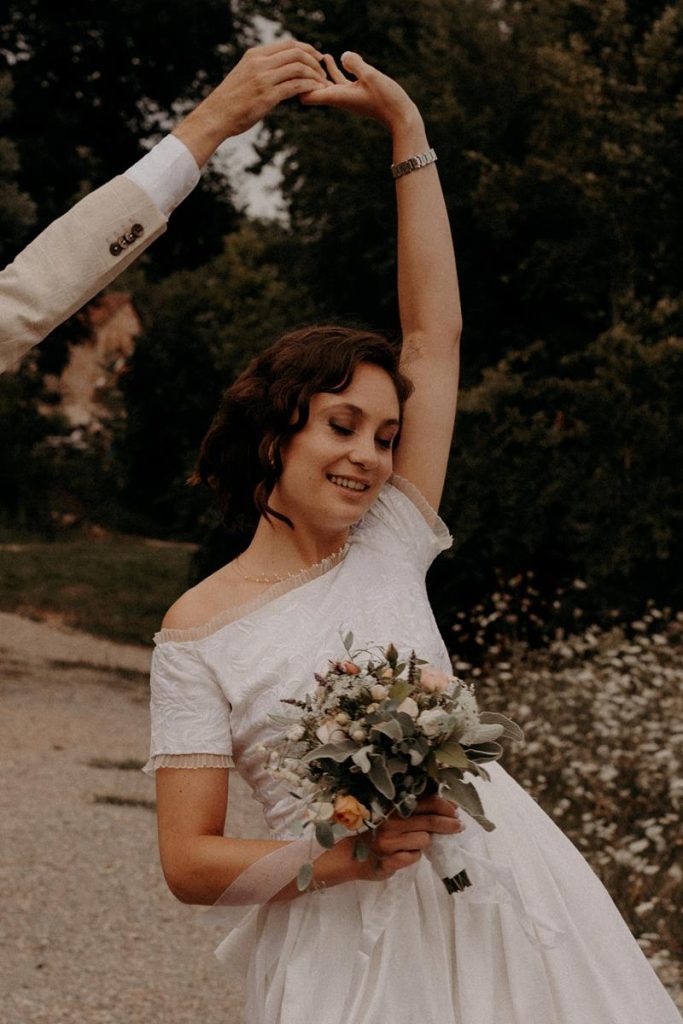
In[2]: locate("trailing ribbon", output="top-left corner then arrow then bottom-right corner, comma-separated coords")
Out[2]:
201,828 -> 565,966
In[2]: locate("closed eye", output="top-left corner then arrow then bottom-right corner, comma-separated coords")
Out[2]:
330,422 -> 395,450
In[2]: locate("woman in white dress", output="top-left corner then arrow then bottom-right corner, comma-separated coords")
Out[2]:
144,52 -> 681,1024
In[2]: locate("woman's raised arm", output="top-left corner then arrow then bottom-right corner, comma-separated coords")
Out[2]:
302,53 -> 462,510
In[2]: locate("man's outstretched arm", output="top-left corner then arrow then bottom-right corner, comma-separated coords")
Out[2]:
0,40 -> 325,374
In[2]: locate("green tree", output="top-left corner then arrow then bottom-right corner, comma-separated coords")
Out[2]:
238,0 -> 683,368
0,73 -> 36,256
118,220 -> 316,533
0,0 -> 240,272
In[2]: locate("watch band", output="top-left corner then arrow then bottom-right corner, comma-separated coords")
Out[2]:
390,147 -> 438,180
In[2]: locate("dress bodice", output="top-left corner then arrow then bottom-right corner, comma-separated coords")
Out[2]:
144,474 -> 453,838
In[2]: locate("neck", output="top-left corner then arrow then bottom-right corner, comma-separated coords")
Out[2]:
244,515 -> 350,574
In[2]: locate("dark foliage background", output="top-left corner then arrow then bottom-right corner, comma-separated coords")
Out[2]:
1,0 -> 681,643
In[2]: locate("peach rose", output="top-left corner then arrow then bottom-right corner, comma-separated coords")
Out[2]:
333,794 -> 370,830
419,665 -> 451,693
331,660 -> 361,676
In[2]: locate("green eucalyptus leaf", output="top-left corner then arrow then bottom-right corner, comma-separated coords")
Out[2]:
434,741 -> 470,769
353,840 -> 370,862
388,680 -> 413,703
371,719 -> 403,742
314,821 -> 336,849
351,745 -> 373,773
439,774 -> 495,830
267,713 -> 299,727
369,756 -> 396,799
344,631 -> 354,652
464,740 -> 503,763
302,741 -> 357,763
297,862 -> 314,891
479,711 -> 525,743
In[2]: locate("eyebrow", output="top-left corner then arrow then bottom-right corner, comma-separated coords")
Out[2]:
326,402 -> 400,428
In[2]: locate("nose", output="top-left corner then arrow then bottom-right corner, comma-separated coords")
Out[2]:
349,431 -> 379,470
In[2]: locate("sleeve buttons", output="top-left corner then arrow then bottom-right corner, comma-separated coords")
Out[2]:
109,223 -> 145,258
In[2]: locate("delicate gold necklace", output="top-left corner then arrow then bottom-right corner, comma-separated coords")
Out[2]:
232,541 -> 349,584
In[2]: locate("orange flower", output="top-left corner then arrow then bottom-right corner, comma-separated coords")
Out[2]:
332,660 -> 361,676
333,794 -> 370,830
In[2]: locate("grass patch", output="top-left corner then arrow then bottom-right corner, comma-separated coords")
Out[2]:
0,537 -> 195,645
94,794 -> 156,811
87,757 -> 146,771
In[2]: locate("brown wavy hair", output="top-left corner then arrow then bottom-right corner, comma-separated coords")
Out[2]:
191,325 -> 414,531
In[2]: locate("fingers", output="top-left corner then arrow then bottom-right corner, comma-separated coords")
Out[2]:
270,60 -> 327,89
415,794 -> 458,816
276,79 -> 330,105
339,50 -> 368,78
267,45 -> 326,77
375,830 -> 433,856
255,39 -> 323,61
322,53 -> 349,85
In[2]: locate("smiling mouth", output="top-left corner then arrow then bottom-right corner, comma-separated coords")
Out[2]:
327,474 -> 370,493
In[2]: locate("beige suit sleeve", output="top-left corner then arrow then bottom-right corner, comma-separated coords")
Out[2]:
0,175 -> 166,374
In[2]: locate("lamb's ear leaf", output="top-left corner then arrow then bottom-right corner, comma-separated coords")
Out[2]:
314,822 -> 336,849
297,862 -> 314,891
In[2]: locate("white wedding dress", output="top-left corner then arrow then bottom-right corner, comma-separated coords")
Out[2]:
144,475 -> 681,1024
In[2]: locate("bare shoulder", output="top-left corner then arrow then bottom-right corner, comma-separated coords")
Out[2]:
161,561 -> 254,632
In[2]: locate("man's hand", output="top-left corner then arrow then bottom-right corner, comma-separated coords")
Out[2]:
174,40 -> 327,167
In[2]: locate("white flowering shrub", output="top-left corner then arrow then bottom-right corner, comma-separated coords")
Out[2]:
463,608 -> 683,1001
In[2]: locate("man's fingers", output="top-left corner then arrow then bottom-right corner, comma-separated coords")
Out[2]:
276,79 -> 330,104
256,39 -> 323,61
270,61 -> 327,88
267,45 -> 326,76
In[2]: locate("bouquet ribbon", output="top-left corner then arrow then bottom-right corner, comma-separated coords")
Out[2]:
201,829 -> 565,966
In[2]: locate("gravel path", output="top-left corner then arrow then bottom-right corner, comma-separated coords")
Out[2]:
0,612 -> 265,1024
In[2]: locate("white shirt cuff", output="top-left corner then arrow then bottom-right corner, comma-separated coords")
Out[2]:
124,135 -> 200,220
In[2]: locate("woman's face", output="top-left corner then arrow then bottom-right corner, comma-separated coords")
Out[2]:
273,362 -> 401,533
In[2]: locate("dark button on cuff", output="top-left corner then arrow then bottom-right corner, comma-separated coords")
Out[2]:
109,222 -> 145,258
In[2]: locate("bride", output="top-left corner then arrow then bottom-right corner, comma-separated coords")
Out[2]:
144,51 -> 681,1024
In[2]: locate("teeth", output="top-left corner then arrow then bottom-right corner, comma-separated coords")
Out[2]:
329,475 -> 368,492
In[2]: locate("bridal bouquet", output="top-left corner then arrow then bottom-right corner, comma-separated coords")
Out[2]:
263,635 -> 523,893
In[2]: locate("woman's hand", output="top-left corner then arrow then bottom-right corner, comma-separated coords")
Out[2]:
174,40 -> 328,166
352,794 -> 464,883
300,51 -> 421,133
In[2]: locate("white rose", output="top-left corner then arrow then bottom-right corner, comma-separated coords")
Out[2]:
417,707 -> 451,738
397,696 -> 419,719
370,683 -> 388,701
286,725 -> 306,742
316,718 -> 348,744
350,726 -> 367,743
335,711 -> 351,725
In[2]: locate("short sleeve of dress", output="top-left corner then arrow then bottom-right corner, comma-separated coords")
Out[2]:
364,473 -> 453,575
142,640 -> 235,775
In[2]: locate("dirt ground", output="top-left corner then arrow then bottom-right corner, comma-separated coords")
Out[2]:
0,611 -> 266,1024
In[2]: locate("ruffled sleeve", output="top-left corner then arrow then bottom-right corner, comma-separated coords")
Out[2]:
362,473 -> 453,574
142,639 -> 235,775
